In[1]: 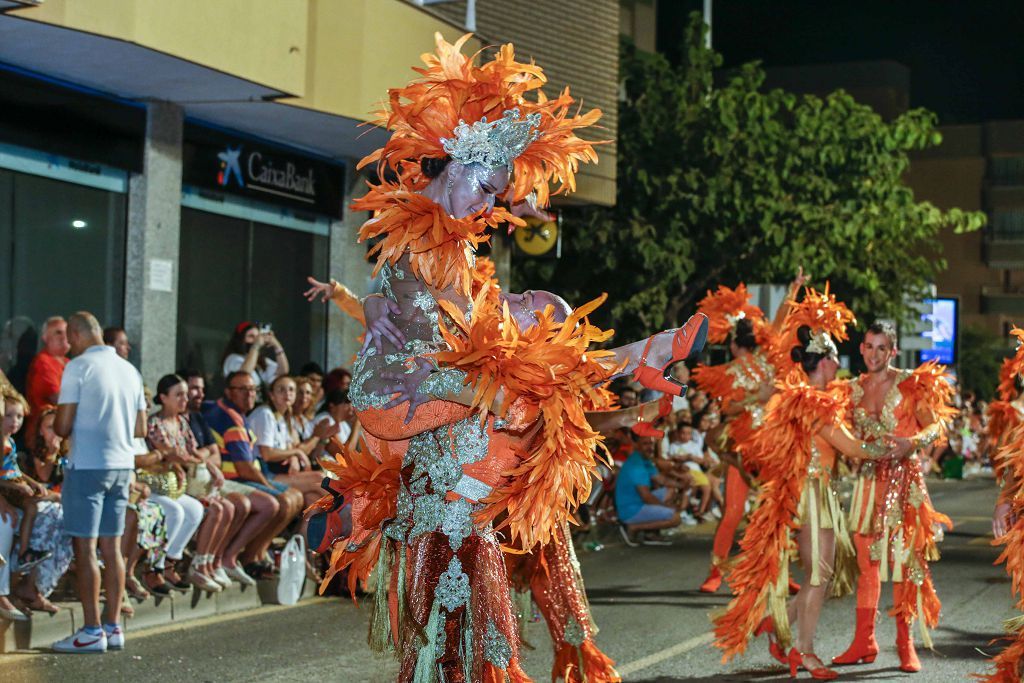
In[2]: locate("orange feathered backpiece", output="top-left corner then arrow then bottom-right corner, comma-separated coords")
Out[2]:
712,372 -> 848,660
432,288 -> 619,550
978,419 -> 1024,681
773,284 -> 857,373
353,183 -> 522,295
697,283 -> 766,345
315,440 -> 404,600
989,327 -> 1024,452
353,33 -> 603,295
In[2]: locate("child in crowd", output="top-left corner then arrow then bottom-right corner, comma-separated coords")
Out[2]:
0,390 -> 58,570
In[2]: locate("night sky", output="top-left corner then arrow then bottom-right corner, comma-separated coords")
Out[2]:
657,0 -> 1024,124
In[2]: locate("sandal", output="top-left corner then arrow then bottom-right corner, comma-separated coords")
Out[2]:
143,570 -> 172,597
126,575 -> 151,602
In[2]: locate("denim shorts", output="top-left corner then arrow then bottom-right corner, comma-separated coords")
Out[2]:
237,478 -> 289,497
62,468 -> 132,538
621,487 -> 676,525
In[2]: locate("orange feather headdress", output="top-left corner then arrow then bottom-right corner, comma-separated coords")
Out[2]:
774,284 -> 856,373
353,33 -> 602,296
996,327 -> 1024,402
696,283 -> 766,345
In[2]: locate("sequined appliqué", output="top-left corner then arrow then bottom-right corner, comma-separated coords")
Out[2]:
483,620 -> 513,669
436,557 -> 470,612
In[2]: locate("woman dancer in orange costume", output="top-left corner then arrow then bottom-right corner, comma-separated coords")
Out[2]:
981,328 -> 1024,682
306,35 -> 706,682
713,288 -> 899,680
694,275 -> 806,594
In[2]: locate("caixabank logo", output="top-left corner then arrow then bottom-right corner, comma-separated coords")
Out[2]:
217,146 -> 245,188
216,144 -> 316,203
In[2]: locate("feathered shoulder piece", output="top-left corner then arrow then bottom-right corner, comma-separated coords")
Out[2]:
432,288 -> 619,550
713,372 -> 846,660
898,361 -> 956,423
692,363 -> 744,407
996,327 -> 1024,402
697,284 -> 765,345
773,284 -> 856,372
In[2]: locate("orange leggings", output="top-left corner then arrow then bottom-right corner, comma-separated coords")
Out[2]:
852,532 -> 882,611
712,466 -> 749,560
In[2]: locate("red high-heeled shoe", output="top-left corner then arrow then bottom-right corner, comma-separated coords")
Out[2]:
754,616 -> 787,666
787,649 -> 838,680
632,313 -> 709,397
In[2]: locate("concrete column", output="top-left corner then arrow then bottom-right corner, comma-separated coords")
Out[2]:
125,101 -> 183,389
325,162 -> 373,370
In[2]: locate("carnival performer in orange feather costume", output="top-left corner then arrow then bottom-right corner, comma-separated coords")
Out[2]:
302,34 -> 707,681
713,287 -> 902,680
979,327 -> 1024,682
832,321 -> 954,673
693,272 -> 808,595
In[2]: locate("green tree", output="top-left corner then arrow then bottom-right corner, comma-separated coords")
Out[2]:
958,325 -> 1006,401
514,14 -> 984,341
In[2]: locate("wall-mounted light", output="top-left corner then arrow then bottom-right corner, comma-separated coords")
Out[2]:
71,219 -> 87,229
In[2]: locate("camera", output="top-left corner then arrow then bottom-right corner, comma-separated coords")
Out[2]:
258,322 -> 272,334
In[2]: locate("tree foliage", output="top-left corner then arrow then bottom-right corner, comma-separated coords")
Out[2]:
513,14 -> 985,341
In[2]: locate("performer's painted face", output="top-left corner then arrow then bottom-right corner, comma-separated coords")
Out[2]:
860,331 -> 896,373
445,162 -> 510,218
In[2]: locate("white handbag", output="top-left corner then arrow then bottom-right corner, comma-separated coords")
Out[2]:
276,534 -> 307,606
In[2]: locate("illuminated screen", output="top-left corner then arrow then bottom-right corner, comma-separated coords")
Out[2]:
919,297 -> 957,365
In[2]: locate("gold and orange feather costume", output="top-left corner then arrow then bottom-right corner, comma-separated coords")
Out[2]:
978,327 -> 1024,681
319,32 -> 615,682
712,287 -> 857,660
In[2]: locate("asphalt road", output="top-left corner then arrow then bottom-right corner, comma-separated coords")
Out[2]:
0,477 -> 1011,682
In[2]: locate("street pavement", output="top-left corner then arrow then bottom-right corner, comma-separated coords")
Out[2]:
0,476 -> 1011,682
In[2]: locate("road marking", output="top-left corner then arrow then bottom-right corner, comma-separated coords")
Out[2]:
616,631 -> 715,676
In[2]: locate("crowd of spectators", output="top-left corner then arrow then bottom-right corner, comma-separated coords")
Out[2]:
0,315 -> 357,653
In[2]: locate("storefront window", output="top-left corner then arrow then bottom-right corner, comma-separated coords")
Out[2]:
177,207 -> 329,389
0,169 -> 126,390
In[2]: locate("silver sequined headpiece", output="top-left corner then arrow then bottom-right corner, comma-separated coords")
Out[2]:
807,330 -> 838,358
441,108 -> 542,170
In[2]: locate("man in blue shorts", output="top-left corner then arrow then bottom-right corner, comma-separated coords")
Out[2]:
615,429 -> 686,546
53,312 -> 145,653
203,371 -> 303,581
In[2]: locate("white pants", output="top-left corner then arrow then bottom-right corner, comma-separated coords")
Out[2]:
0,516 -> 14,596
150,494 -> 204,562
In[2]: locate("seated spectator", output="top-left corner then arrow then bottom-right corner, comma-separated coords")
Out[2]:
615,429 -> 687,546
146,374 -> 230,594
13,406 -> 73,615
292,376 -> 317,440
250,376 -> 328,507
0,390 -> 57,569
665,423 -> 719,521
313,389 -> 356,450
203,372 -> 302,582
122,474 -> 169,600
25,316 -> 69,438
220,323 -> 289,393
179,369 -> 255,588
298,362 -> 325,411
102,327 -> 131,361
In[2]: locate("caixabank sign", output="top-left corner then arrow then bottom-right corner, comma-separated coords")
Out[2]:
183,125 -> 344,218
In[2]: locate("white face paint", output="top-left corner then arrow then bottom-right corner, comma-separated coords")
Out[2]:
446,162 -> 510,218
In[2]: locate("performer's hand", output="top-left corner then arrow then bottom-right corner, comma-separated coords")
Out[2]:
509,196 -> 553,222
994,501 -> 1016,538
362,295 -> 406,354
379,357 -> 435,423
790,265 -> 809,292
883,435 -> 915,460
304,276 -> 335,303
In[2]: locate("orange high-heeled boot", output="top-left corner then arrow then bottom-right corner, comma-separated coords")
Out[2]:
699,565 -> 723,593
896,618 -> 922,673
787,649 -> 838,680
832,608 -> 878,665
632,314 -> 708,397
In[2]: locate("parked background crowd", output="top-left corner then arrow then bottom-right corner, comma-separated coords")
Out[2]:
0,313 -> 358,652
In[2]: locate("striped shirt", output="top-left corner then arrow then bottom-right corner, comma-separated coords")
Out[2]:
201,399 -> 257,480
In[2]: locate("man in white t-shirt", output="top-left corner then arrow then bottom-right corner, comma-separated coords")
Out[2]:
52,312 -> 146,655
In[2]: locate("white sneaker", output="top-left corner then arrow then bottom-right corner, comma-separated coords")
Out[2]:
225,565 -> 256,586
710,507 -> 723,520
104,624 -> 125,650
679,512 -> 698,526
213,567 -> 233,589
53,627 -> 108,654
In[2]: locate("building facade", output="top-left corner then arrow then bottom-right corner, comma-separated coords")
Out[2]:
0,0 -> 619,390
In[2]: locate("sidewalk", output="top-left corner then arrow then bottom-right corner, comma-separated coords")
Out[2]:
0,577 -> 312,653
